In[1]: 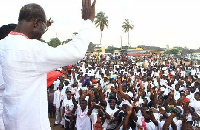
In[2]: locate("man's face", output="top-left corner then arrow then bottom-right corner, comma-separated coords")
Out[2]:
80,100 -> 87,110
109,100 -> 116,109
58,85 -> 63,90
66,91 -> 71,99
32,18 -> 47,40
194,93 -> 200,100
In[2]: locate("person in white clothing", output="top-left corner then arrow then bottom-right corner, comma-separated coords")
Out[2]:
0,23 -> 17,130
0,67 -> 5,130
76,99 -> 92,130
0,1 -> 96,130
61,88 -> 77,130
53,83 -> 64,126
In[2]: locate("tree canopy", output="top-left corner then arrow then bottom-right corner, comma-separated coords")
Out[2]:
122,19 -> 134,47
48,38 -> 61,47
94,11 -> 108,44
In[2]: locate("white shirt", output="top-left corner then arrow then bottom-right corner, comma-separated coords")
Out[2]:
104,106 -> 118,129
0,66 -> 4,130
191,69 -> 196,76
0,67 -> 4,88
76,106 -> 91,130
62,96 -> 74,117
54,90 -> 63,108
0,20 -> 93,130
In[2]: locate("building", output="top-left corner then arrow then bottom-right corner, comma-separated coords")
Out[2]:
92,44 -> 105,55
113,50 -> 121,57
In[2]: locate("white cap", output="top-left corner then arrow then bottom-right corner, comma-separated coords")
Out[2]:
160,87 -> 165,91
127,91 -> 133,98
179,87 -> 184,91
120,100 -> 132,107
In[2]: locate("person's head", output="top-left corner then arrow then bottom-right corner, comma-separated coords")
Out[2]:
0,24 -> 17,39
64,80 -> 69,86
190,86 -> 196,93
194,92 -> 200,101
65,90 -> 72,100
58,83 -> 63,90
122,84 -> 127,92
80,89 -> 87,98
72,81 -> 78,87
16,3 -> 47,40
175,84 -> 180,91
80,99 -> 87,111
108,97 -> 117,109
157,97 -> 164,105
49,84 -> 54,90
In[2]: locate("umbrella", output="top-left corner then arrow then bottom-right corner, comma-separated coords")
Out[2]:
47,70 -> 63,87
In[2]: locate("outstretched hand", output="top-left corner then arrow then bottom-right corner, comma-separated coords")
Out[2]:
82,0 -> 96,22
46,18 -> 53,28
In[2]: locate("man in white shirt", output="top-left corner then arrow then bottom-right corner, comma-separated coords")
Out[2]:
0,67 -> 5,130
0,1 -> 96,130
0,24 -> 17,130
53,84 -> 64,126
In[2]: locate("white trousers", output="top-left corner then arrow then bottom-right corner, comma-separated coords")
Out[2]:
55,108 -> 64,124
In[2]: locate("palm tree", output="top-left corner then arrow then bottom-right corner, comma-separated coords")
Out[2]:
122,19 -> 134,47
94,11 -> 108,44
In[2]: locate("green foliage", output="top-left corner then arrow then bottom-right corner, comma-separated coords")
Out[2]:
48,37 -> 61,47
105,45 -> 120,53
66,39 -> 72,43
95,11 -> 108,44
121,46 -> 135,49
165,48 -> 178,55
95,11 -> 108,31
40,38 -> 46,43
122,19 -> 134,46
122,19 -> 134,33
87,42 -> 96,52
173,46 -> 183,51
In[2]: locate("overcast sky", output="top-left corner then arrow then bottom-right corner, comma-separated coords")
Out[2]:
1,0 -> 200,49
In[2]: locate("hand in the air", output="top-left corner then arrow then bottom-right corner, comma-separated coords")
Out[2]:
82,0 -> 96,22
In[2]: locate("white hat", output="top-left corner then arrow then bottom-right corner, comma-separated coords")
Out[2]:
127,91 -> 133,98
120,100 -> 132,107
160,87 -> 165,91
179,87 -> 184,91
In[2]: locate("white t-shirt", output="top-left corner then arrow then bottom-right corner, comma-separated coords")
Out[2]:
136,117 -> 156,130
62,96 -> 74,117
104,106 -> 119,129
0,67 -> 4,88
76,105 -> 91,130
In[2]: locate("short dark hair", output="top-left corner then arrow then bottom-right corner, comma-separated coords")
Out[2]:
18,3 -> 46,22
0,24 -> 17,40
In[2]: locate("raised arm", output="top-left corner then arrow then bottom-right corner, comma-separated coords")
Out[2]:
82,0 -> 96,22
98,83 -> 107,106
117,76 -> 131,101
33,0 -> 97,73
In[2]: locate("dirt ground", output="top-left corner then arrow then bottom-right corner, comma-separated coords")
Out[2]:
49,117 -> 65,130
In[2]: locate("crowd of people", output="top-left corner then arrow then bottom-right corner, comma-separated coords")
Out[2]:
1,1 -> 200,130
48,54 -> 200,130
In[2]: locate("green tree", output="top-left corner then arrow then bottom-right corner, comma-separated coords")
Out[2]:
165,48 -> 179,55
40,38 -> 46,43
66,39 -> 72,43
73,32 -> 78,36
105,45 -> 120,53
87,42 -> 96,52
48,37 -> 61,47
94,11 -> 108,44
122,19 -> 134,47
